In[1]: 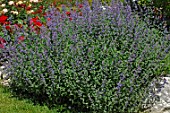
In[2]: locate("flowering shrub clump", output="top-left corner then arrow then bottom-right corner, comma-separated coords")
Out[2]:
1,0 -> 170,113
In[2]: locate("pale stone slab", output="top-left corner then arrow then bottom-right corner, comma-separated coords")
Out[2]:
143,76 -> 170,113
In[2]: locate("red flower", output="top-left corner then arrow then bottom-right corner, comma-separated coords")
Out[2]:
66,11 -> 71,16
31,11 -> 38,15
39,5 -> 43,9
34,21 -> 42,27
0,38 -> 6,43
78,4 -> 83,8
30,17 -> 38,24
36,9 -> 42,13
0,15 -> 8,24
30,17 -> 42,27
69,17 -> 72,21
26,6 -> 31,11
20,4 -> 26,8
0,37 -> 6,49
0,45 -> 4,48
43,12 -> 47,16
5,25 -> 11,30
18,36 -> 24,41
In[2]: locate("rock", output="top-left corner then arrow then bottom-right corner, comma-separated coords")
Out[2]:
0,64 -> 10,87
0,65 -> 6,79
0,79 -> 10,87
142,75 -> 170,113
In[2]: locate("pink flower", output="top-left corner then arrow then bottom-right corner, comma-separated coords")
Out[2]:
47,17 -> 51,21
0,37 -> 6,48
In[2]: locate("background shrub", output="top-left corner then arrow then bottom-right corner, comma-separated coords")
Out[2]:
138,0 -> 170,17
1,0 -> 170,113
135,0 -> 170,32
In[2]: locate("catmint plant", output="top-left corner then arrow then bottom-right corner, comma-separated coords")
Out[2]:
1,0 -> 170,113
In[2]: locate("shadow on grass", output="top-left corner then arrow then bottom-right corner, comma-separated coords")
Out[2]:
0,82 -> 90,113
0,83 -> 71,113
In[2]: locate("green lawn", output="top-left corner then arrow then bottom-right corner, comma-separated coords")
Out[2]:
0,81 -> 70,113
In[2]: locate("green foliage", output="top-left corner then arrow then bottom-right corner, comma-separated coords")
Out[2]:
137,0 -> 152,6
161,51 -> 170,74
1,0 -> 170,113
